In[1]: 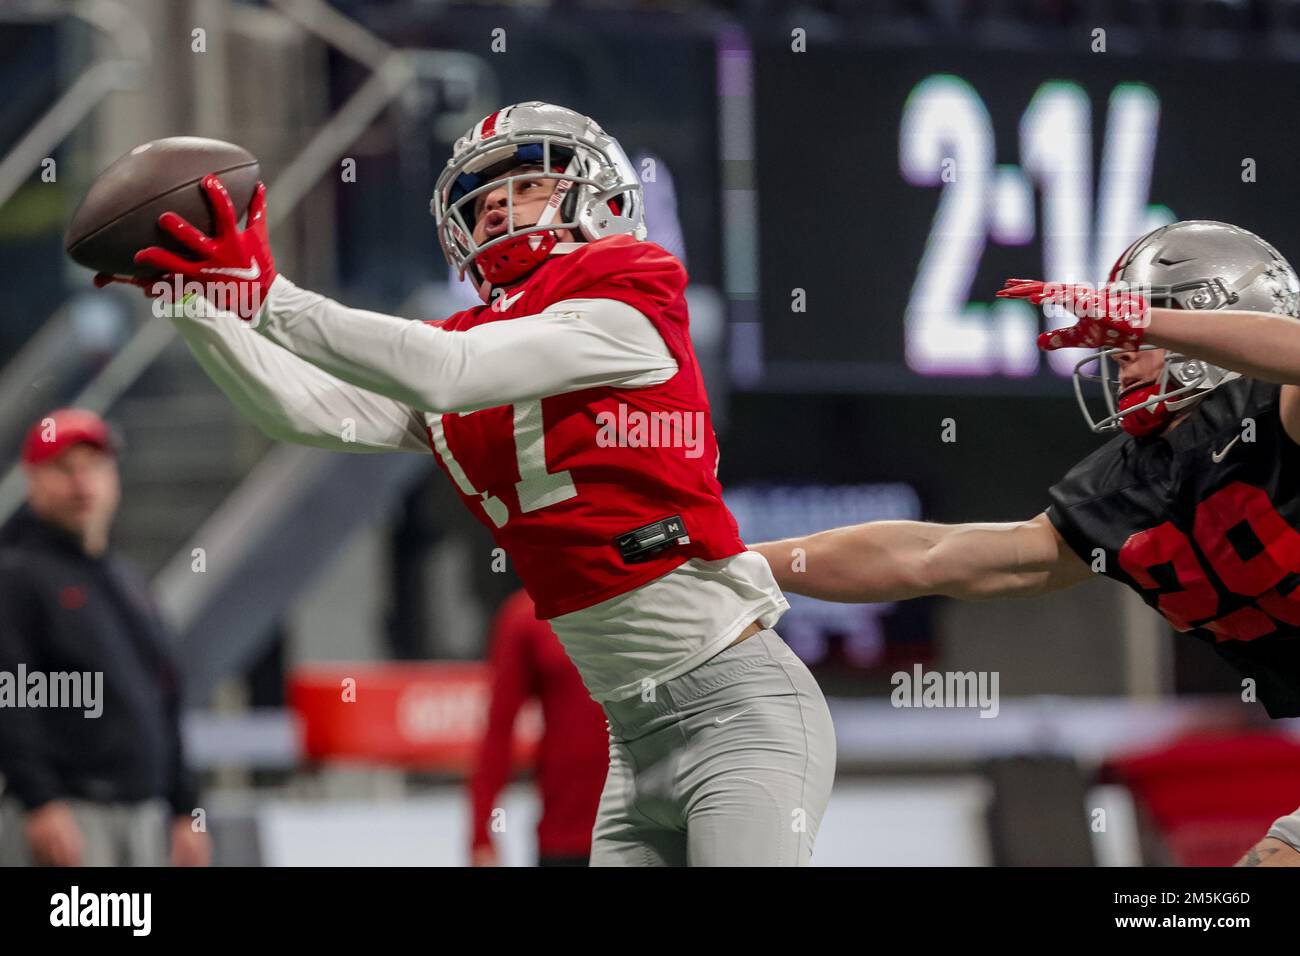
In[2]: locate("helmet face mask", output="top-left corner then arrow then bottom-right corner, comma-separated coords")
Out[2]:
1071,221 -> 1300,435
431,103 -> 647,301
1072,345 -> 1219,435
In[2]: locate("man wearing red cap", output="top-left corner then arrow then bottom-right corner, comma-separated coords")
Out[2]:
0,409 -> 209,867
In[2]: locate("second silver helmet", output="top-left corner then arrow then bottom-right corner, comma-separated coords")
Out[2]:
1074,220 -> 1300,433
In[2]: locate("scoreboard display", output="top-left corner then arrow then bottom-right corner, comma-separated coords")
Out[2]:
750,46 -> 1300,395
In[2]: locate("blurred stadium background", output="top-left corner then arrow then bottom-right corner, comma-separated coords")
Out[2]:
3,0 -> 1300,866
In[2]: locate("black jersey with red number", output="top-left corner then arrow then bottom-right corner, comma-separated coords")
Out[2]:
1046,376 -> 1300,717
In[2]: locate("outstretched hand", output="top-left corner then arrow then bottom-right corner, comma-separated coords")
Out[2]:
131,175 -> 278,321
997,278 -> 1149,352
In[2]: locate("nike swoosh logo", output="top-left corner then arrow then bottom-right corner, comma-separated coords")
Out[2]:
714,707 -> 752,725
1211,434 -> 1242,463
201,260 -> 261,280
493,290 -> 525,312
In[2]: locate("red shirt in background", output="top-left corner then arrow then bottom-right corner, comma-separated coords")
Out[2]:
468,590 -> 609,860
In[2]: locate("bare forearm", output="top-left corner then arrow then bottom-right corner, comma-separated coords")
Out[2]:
1235,837 -> 1300,867
752,513 -> 1088,603
1147,308 -> 1300,386
752,521 -> 944,603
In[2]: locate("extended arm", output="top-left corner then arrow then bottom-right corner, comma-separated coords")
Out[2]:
1236,838 -> 1300,867
171,298 -> 430,452
123,177 -> 676,417
999,279 -> 1300,436
1145,308 -> 1300,387
751,511 -> 1092,603
1144,307 -> 1300,441
251,278 -> 677,415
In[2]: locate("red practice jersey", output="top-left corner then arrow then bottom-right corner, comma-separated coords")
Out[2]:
424,236 -> 746,619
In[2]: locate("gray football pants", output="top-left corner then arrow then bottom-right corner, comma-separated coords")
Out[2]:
590,629 -> 837,866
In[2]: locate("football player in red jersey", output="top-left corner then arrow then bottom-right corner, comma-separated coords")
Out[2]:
100,102 -> 836,866
751,220 -> 1300,866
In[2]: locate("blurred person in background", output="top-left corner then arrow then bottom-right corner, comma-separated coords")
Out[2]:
468,590 -> 607,866
0,409 -> 209,867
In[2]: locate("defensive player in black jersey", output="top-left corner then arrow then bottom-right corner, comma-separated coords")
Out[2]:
752,220 -> 1300,867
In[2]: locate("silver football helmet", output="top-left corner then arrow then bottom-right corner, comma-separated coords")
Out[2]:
431,101 -> 646,301
1074,220 -> 1300,433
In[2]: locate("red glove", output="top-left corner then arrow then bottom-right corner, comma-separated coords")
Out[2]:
133,175 -> 277,321
996,278 -> 1149,351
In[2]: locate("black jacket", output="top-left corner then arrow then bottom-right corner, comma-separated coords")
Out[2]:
0,507 -> 197,814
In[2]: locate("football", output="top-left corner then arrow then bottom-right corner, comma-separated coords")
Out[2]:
64,136 -> 259,279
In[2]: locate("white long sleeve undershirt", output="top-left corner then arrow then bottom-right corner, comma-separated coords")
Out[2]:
250,275 -> 679,415
170,297 -> 431,452
169,275 -> 679,452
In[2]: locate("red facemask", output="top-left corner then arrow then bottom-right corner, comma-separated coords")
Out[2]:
1117,382 -> 1172,437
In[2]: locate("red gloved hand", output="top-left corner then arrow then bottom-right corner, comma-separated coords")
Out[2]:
996,278 -> 1149,351
134,175 -> 277,321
